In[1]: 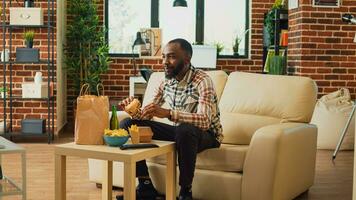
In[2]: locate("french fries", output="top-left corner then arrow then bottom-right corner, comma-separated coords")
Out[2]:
128,125 -> 138,133
104,128 -> 129,137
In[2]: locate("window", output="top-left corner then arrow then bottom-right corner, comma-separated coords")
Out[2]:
105,0 -> 249,58
204,0 -> 248,56
159,0 -> 196,45
107,0 -> 151,54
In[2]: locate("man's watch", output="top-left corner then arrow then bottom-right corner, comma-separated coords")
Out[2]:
168,109 -> 173,120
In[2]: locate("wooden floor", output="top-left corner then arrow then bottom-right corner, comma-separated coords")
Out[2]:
0,134 -> 353,200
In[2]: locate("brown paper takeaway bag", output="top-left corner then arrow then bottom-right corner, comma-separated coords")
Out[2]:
75,84 -> 109,145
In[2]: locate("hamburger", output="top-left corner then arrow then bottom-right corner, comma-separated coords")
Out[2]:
125,98 -> 141,116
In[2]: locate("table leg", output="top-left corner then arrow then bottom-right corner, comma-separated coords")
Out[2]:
0,155 -> 2,179
55,154 -> 66,200
102,160 -> 113,200
22,152 -> 26,200
124,161 -> 136,200
166,151 -> 176,200
0,155 -> 2,200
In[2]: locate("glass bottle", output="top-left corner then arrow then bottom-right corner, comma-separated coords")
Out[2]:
110,105 -> 119,130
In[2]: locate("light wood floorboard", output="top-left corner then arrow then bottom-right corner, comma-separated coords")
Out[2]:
0,135 -> 353,200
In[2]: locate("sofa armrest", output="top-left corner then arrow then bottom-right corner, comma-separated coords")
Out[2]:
242,123 -> 317,200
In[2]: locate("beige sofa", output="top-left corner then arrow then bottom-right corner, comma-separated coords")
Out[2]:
88,71 -> 318,200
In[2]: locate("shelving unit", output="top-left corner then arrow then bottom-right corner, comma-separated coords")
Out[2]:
1,0 -> 55,143
262,9 -> 288,74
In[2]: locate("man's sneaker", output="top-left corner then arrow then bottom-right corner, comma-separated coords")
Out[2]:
116,184 -> 158,200
178,195 -> 193,200
178,185 -> 192,200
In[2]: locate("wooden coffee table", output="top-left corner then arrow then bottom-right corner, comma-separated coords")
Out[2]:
54,140 -> 176,200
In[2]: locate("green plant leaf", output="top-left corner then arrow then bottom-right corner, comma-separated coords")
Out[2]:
65,0 -> 111,95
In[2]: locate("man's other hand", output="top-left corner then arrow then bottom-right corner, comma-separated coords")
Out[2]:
141,103 -> 170,119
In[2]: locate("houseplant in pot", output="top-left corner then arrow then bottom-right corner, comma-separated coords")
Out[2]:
24,31 -> 34,48
65,0 -> 110,94
233,29 -> 249,56
214,42 -> 224,56
0,86 -> 7,98
16,30 -> 39,62
65,0 -> 111,120
264,0 -> 286,46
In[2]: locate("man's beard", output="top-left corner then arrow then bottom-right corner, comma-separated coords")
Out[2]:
165,60 -> 185,79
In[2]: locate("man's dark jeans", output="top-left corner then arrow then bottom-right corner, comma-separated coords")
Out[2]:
119,118 -> 220,187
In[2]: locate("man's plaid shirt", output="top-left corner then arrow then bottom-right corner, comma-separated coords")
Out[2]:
152,66 -> 223,143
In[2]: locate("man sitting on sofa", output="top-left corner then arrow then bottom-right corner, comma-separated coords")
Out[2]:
117,38 -> 223,200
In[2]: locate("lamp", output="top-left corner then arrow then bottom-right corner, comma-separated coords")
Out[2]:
132,32 -> 145,76
133,32 -> 145,46
173,0 -> 187,7
140,29 -> 160,57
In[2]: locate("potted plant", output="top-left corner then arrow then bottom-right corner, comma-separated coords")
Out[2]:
16,30 -> 39,62
65,0 -> 110,123
264,0 -> 285,46
24,31 -> 34,48
65,0 -> 110,95
0,86 -> 7,98
233,29 -> 250,56
214,42 -> 224,56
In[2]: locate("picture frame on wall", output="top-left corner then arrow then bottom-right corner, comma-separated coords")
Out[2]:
313,0 -> 340,7
139,28 -> 162,58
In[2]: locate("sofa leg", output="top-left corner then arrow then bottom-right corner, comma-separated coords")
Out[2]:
96,183 -> 121,190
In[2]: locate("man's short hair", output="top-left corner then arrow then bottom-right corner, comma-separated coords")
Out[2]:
168,38 -> 193,57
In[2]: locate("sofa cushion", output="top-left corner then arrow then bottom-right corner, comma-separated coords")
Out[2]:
221,113 -> 281,144
204,70 -> 228,102
219,72 -> 317,144
220,72 -> 317,123
148,143 -> 248,172
142,72 -> 165,107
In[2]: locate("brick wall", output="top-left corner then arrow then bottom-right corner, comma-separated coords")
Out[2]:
10,0 -> 351,124
288,0 -> 356,98
66,0 -> 275,121
0,1 -> 57,132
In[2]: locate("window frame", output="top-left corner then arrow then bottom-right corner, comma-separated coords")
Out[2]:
105,0 -> 249,59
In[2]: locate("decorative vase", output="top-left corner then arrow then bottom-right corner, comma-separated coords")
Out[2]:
1,49 -> 9,62
34,72 -> 42,84
24,0 -> 34,8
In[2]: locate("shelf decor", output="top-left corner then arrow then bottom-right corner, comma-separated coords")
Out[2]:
313,0 -> 340,7
22,82 -> 48,98
16,48 -> 39,62
262,0 -> 288,74
24,30 -> 34,48
9,7 -> 43,26
24,0 -> 35,7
